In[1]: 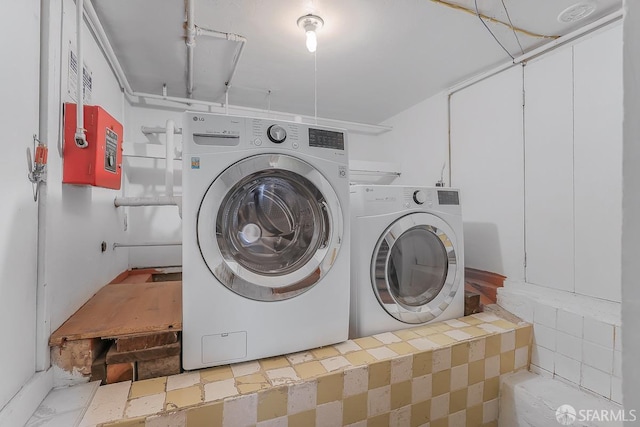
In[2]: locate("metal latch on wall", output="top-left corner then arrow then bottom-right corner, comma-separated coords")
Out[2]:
27,134 -> 48,202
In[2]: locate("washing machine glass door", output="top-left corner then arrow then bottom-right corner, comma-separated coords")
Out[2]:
198,154 -> 343,301
372,212 -> 459,323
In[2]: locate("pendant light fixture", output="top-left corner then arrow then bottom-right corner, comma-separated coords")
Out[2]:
297,14 -> 324,53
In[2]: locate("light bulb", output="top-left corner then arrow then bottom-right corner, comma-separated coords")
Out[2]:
305,30 -> 317,53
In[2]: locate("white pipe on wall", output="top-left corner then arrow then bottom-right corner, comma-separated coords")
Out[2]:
186,0 -> 196,96
74,0 -> 87,148
113,196 -> 179,207
165,120 -> 175,197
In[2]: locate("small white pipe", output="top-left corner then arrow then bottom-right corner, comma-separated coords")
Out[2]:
196,27 -> 247,94
186,0 -> 196,96
165,120 -> 175,197
114,196 -> 178,207
74,0 -> 87,148
113,242 -> 182,249
141,126 -> 182,135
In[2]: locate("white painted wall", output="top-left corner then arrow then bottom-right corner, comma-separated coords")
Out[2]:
45,0 -> 129,336
359,93 -> 450,187
621,0 -> 640,418
0,0 -> 40,411
450,66 -> 526,281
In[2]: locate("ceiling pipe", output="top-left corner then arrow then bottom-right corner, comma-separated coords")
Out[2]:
83,0 -> 390,134
195,26 -> 247,100
186,0 -> 196,96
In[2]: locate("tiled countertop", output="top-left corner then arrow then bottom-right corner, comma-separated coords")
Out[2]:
55,311 -> 531,427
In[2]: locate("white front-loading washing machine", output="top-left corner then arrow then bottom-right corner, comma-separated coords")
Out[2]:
350,185 -> 464,338
182,113 -> 350,370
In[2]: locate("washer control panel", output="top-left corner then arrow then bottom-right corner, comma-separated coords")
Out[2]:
267,124 -> 287,143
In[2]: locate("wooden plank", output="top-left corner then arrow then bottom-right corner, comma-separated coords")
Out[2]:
49,281 -> 182,346
119,273 -> 153,284
107,341 -> 181,364
137,355 -> 181,380
116,331 -> 179,352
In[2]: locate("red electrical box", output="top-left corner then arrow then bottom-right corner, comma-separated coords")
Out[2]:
63,103 -> 123,189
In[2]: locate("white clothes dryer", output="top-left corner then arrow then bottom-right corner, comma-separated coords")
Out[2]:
182,113 -> 350,370
350,185 -> 464,338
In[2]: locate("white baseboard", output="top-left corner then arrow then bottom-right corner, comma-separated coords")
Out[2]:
0,369 -> 53,426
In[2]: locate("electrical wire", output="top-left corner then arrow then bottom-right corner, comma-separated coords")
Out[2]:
501,0 -> 525,55
474,0 -> 514,61
314,50 -> 318,124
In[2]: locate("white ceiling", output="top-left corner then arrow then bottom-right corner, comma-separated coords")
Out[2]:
91,0 -> 622,124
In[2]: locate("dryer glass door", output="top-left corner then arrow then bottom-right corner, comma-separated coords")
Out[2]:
198,154 -> 343,301
372,212 -> 460,323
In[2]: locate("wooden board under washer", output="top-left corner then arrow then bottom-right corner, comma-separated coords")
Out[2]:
49,281 -> 182,346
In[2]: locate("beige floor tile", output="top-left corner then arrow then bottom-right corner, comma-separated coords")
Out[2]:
260,356 -> 290,371
393,329 -> 420,341
257,386 -> 288,422
387,342 -> 416,356
368,360 -> 391,389
334,340 -> 362,355
316,372 -> 344,405
294,360 -> 328,379
79,381 -> 131,427
319,356 -> 352,372
165,385 -> 202,410
366,347 -> 399,361
373,332 -> 402,344
238,382 -> 270,394
265,366 -> 301,386
186,402 -> 223,426
200,365 -> 234,383
286,351 -> 316,365
312,346 -> 340,359
461,326 -> 490,338
445,329 -> 474,342
345,350 -> 377,366
166,372 -> 201,391
236,373 -> 270,394
413,326 -> 439,337
515,326 -> 532,348
459,316 -> 484,326
444,319 -> 472,329
129,377 -> 167,399
353,336 -> 383,350
430,324 -> 454,333
407,337 -> 440,351
204,378 -> 239,402
124,393 -> 165,418
231,361 -> 261,377
491,319 -> 517,330
429,334 -> 458,346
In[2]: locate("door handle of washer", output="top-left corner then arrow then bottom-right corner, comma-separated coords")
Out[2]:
319,201 -> 331,249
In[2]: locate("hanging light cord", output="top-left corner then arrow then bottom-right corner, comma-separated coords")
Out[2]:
501,0 -> 525,55
474,0 -> 514,61
314,50 -> 318,124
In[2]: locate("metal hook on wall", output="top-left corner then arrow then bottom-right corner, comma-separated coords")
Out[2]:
27,134 -> 48,202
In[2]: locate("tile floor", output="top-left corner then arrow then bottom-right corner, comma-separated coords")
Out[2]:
28,311 -> 531,427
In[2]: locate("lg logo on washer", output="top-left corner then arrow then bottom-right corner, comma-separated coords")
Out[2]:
192,116 -> 204,121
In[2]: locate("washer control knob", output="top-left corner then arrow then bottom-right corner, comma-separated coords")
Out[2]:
413,190 -> 427,205
267,125 -> 287,143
